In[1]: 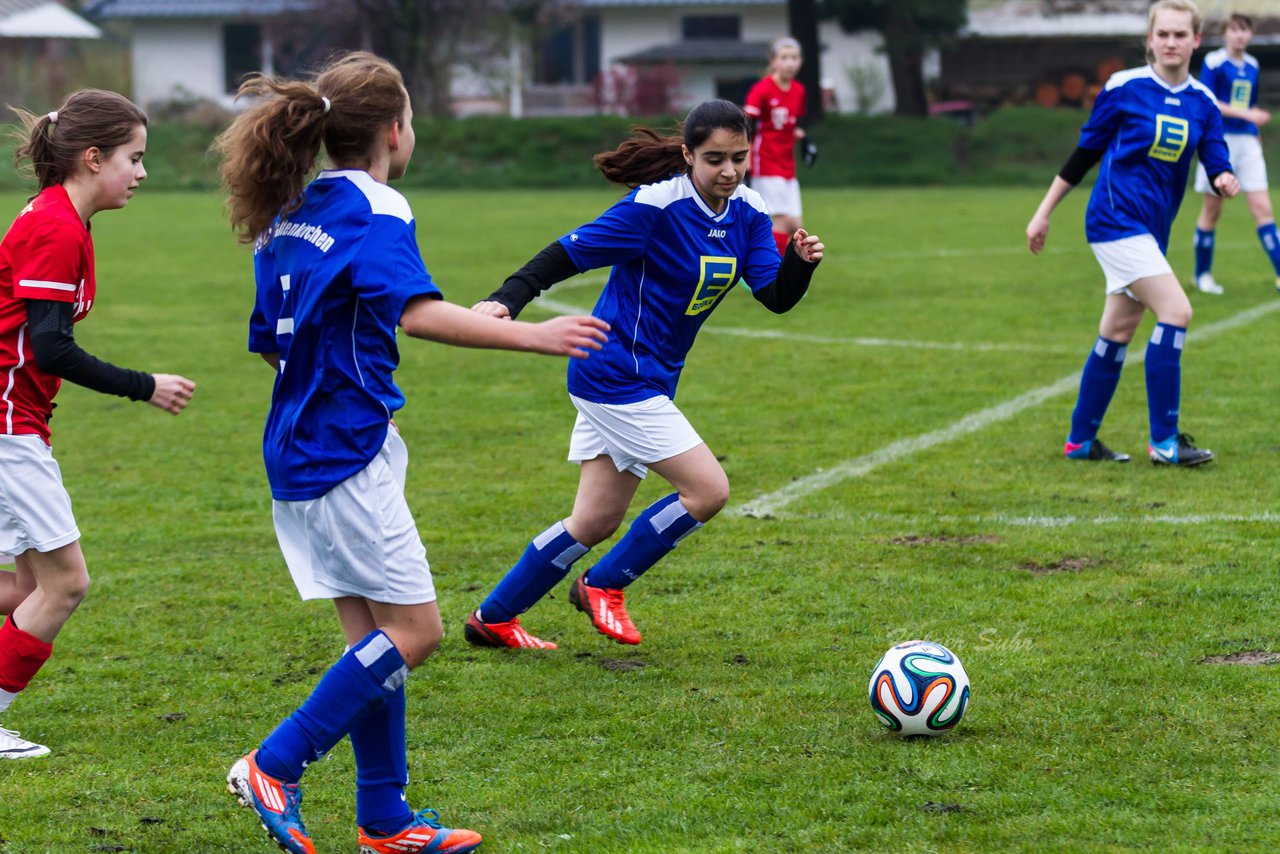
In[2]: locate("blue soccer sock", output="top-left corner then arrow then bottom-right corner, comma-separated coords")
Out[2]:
1145,322 -> 1185,444
1194,227 -> 1215,278
585,493 -> 703,590
256,630 -> 409,783
1258,222 -> 1280,276
350,684 -> 412,835
1068,337 -> 1128,446
477,521 -> 588,624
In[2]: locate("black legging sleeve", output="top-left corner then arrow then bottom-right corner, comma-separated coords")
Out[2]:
751,240 -> 819,314
27,300 -> 155,401
484,241 -> 581,319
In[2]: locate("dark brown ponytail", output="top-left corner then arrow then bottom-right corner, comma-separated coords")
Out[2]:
11,89 -> 147,191
593,99 -> 753,188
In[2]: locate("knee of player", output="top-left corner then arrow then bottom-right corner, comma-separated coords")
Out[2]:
60,572 -> 90,609
401,631 -> 441,669
571,515 -> 623,548
685,483 -> 730,522
1165,302 -> 1193,328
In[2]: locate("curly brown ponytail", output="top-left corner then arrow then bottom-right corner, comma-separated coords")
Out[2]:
213,51 -> 407,243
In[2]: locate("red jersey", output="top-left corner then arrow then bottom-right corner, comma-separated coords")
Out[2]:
0,185 -> 96,443
744,76 -> 806,179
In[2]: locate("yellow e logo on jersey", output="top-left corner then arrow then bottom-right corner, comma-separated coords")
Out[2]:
1231,79 -> 1253,110
1149,115 -> 1189,162
686,256 -> 738,315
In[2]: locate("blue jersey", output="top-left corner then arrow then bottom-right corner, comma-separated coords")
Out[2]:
248,170 -> 440,500
559,174 -> 780,404
1199,48 -> 1261,136
1079,66 -> 1231,253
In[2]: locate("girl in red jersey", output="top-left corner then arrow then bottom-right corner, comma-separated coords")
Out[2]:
744,36 -> 809,254
0,90 -> 196,759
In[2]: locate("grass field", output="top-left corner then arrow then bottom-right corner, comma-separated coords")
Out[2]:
1,184 -> 1279,853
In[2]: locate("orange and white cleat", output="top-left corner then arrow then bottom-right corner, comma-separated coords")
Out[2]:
463,610 -> 557,650
568,573 -> 641,645
358,808 -> 482,854
227,749 -> 316,854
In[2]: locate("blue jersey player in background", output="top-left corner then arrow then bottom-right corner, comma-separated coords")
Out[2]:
1026,0 -> 1238,468
214,52 -> 607,854
1191,13 -> 1278,295
463,100 -> 824,650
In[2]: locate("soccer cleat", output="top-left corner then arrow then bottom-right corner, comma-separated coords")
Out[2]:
568,573 -> 641,645
1064,438 -> 1130,462
227,750 -> 316,854
463,610 -> 556,650
1194,273 -> 1224,294
358,808 -> 482,854
1149,433 -> 1214,467
0,726 -> 49,759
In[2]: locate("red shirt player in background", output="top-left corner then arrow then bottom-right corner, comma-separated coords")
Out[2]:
745,37 -> 810,254
0,90 -> 195,759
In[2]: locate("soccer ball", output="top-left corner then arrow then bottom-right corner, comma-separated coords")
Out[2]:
869,640 -> 970,737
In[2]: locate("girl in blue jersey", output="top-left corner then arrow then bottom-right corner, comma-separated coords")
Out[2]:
463,99 -> 824,650
1026,0 -> 1238,468
214,52 -> 607,854
1191,13 -> 1279,295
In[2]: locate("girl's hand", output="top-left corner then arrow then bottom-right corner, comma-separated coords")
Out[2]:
149,374 -> 195,415
531,315 -> 610,359
1026,212 -> 1051,254
471,300 -> 511,319
1214,172 -> 1241,199
793,228 -> 824,263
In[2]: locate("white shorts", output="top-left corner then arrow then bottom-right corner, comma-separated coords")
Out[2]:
272,428 -> 435,605
0,435 -> 79,554
568,395 -> 704,478
1090,234 -> 1173,294
750,176 -> 803,219
1196,134 -> 1268,193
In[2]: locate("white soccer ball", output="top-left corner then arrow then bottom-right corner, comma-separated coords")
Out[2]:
869,640 -> 970,737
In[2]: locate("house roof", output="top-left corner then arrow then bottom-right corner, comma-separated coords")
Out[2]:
965,0 -> 1280,39
582,0 -> 780,6
619,38 -> 771,63
86,0 -> 312,17
0,0 -> 101,38
965,2 -> 1145,38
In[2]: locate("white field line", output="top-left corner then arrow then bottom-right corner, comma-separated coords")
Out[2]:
531,296 -> 1066,353
735,299 -> 1280,518
795,511 -> 1280,528
824,240 -> 1262,263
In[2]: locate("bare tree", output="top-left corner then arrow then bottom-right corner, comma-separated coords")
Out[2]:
289,0 -> 565,117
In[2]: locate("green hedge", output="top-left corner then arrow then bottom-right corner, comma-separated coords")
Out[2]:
3,106 -> 1277,192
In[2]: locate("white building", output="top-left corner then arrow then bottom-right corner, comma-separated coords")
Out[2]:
86,0 -> 311,108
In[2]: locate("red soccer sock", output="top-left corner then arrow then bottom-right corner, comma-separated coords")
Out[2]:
0,616 -> 53,694
772,230 -> 790,256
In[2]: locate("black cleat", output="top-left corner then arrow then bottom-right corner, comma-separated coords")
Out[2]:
1148,433 -> 1214,467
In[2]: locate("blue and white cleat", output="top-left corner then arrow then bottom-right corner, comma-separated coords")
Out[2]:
1064,438 -> 1130,462
1149,433 -> 1214,467
227,749 -> 316,854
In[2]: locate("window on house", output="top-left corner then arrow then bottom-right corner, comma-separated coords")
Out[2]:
682,15 -> 740,41
533,16 -> 601,85
224,23 -> 262,93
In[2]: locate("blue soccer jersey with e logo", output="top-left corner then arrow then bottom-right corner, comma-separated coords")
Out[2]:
1199,47 -> 1261,136
1078,66 -> 1232,253
558,174 -> 781,403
